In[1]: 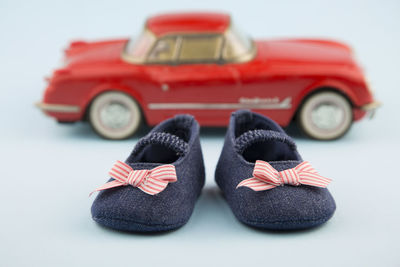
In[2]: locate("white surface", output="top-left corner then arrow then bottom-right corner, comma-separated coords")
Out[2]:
0,0 -> 399,266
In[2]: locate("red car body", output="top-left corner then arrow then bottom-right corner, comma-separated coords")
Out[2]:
38,12 -> 378,138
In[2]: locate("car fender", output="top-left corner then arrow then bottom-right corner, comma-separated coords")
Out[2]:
293,79 -> 359,113
82,83 -> 145,120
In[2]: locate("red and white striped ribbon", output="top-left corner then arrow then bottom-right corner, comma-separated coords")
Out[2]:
237,160 -> 331,191
91,160 -> 177,196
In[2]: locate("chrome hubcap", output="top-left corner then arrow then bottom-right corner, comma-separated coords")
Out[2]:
99,102 -> 131,129
311,103 -> 344,130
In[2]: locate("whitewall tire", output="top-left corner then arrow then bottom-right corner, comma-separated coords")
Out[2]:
89,91 -> 141,140
298,91 -> 353,140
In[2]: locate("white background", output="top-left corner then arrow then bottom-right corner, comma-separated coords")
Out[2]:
1,0 -> 399,266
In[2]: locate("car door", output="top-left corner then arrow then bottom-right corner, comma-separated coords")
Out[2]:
144,33 -> 240,124
227,59 -> 296,127
216,25 -> 296,126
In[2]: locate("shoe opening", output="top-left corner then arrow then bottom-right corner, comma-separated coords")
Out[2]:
234,111 -> 299,162
128,115 -> 194,164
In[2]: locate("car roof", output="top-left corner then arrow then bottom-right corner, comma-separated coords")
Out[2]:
146,12 -> 231,36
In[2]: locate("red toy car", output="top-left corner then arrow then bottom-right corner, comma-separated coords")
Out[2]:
37,12 -> 380,140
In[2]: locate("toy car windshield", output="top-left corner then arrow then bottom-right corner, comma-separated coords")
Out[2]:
123,23 -> 255,64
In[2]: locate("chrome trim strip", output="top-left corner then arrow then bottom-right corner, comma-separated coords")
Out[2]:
36,102 -> 81,113
148,98 -> 292,110
360,100 -> 381,119
360,101 -> 381,111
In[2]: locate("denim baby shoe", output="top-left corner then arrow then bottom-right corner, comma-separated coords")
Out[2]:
91,115 -> 205,232
215,110 -> 336,230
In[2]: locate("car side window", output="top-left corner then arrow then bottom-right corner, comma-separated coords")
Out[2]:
147,36 -> 177,63
177,35 -> 223,63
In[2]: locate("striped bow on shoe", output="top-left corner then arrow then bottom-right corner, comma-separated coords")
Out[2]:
237,160 -> 331,191
91,161 -> 177,196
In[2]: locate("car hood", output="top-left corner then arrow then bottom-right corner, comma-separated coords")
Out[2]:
254,38 -> 355,66
64,39 -> 128,66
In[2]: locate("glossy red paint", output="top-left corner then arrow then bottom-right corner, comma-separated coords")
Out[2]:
39,12 -> 377,129
147,12 -> 230,36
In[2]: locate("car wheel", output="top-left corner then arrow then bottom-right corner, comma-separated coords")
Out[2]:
89,91 -> 142,140
298,91 -> 353,140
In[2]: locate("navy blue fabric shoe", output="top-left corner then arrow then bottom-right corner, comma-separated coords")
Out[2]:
91,115 -> 205,232
215,110 -> 336,230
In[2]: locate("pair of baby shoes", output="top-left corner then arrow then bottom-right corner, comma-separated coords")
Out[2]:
91,110 -> 336,232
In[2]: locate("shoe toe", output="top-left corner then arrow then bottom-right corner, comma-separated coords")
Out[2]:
91,186 -> 190,232
234,185 -> 336,230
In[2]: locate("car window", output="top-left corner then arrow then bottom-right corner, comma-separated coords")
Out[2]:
124,29 -> 156,63
147,36 -> 177,63
222,24 -> 253,62
178,35 -> 223,63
